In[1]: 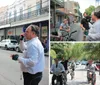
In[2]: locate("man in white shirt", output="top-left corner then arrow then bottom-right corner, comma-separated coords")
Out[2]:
87,11 -> 100,41
11,25 -> 45,85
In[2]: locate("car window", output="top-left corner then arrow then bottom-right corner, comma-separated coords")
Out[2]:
2,41 -> 5,43
11,41 -> 17,43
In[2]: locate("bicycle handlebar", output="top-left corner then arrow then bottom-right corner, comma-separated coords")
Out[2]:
70,30 -> 77,34
61,30 -> 77,37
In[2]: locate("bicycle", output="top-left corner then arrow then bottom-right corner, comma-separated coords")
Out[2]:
68,65 -> 75,80
50,30 -> 77,41
61,30 -> 77,41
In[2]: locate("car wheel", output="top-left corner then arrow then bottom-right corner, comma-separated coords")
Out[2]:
13,48 -> 16,51
16,47 -> 19,52
5,45 -> 8,50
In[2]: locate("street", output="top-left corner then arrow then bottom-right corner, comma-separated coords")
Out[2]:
51,22 -> 84,41
70,23 -> 83,41
50,64 -> 100,85
0,49 -> 49,85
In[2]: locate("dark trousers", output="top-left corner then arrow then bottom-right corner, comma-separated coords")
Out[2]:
52,74 -> 62,85
23,72 -> 42,85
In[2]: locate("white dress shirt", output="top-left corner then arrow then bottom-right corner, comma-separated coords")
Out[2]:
18,37 -> 45,74
88,19 -> 100,40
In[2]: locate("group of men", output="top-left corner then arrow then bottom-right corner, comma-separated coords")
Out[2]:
58,11 -> 100,41
80,11 -> 100,41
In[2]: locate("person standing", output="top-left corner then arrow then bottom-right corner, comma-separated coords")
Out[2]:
61,57 -> 70,83
10,25 -> 45,85
87,11 -> 100,41
80,12 -> 90,41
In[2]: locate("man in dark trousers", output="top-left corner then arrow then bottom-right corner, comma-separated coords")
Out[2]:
10,25 -> 45,85
61,57 -> 70,82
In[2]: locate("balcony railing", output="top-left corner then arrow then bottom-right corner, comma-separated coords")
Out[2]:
51,0 -> 64,7
0,0 -> 49,26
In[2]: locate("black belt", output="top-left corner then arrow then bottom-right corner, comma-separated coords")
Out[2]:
23,72 -> 42,77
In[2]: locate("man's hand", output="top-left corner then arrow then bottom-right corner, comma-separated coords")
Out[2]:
20,34 -> 24,40
66,28 -> 70,32
10,54 -> 19,61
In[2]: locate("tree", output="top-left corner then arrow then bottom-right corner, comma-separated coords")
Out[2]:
51,43 -> 84,60
85,5 -> 95,16
51,43 -> 100,61
83,43 -> 100,60
95,6 -> 100,12
50,49 -> 56,59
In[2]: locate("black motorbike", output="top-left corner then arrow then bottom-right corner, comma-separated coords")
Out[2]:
87,69 -> 96,85
50,72 -> 67,85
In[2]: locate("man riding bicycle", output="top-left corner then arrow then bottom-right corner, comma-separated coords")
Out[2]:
68,60 -> 76,80
58,19 -> 70,40
50,58 -> 65,85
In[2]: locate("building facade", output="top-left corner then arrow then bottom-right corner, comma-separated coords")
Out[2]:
65,0 -> 82,23
0,0 -> 49,42
50,0 -> 65,29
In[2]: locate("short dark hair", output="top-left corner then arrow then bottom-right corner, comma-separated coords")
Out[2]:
94,11 -> 100,19
29,25 -> 39,36
83,12 -> 88,16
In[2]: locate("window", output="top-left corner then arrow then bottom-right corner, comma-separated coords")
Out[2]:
42,26 -> 47,38
9,12 -> 12,23
9,12 -> 11,17
14,10 -> 16,21
28,6 -> 31,18
36,2 -> 41,15
20,8 -> 23,20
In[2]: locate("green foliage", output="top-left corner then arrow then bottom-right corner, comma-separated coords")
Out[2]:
84,43 -> 100,60
85,5 -> 95,16
50,49 -> 56,59
51,43 -> 100,60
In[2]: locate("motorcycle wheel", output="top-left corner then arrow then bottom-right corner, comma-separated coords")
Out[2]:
92,78 -> 96,85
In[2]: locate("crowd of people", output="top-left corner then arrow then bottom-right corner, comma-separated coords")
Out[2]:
53,10 -> 100,41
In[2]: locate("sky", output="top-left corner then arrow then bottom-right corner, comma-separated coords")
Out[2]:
65,0 -> 98,13
0,0 -> 99,13
0,0 -> 15,7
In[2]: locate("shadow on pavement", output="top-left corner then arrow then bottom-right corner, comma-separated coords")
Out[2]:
76,69 -> 87,71
68,81 -> 88,85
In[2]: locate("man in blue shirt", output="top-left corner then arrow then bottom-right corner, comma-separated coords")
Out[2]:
50,58 -> 65,85
11,25 -> 45,85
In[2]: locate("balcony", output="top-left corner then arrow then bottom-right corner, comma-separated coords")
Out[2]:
51,0 -> 64,8
0,0 -> 49,28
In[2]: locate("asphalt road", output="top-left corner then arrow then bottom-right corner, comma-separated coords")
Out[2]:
0,49 -> 49,85
70,23 -> 83,41
50,64 -> 100,85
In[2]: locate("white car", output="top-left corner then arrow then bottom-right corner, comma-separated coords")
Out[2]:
0,39 -> 18,50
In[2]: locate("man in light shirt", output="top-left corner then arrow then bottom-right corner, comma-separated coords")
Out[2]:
11,25 -> 45,85
50,58 -> 65,85
87,11 -> 100,41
